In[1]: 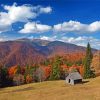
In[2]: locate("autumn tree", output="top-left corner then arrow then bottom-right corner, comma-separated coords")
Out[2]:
44,66 -> 51,80
83,42 -> 95,79
12,65 -> 23,85
35,67 -> 45,82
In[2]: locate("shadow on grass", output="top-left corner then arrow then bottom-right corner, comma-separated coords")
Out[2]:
72,80 -> 89,85
82,80 -> 89,84
0,87 -> 35,94
13,87 -> 35,92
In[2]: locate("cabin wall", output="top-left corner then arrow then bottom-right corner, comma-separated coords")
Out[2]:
70,79 -> 74,85
66,78 -> 82,85
66,78 -> 74,85
65,77 -> 69,83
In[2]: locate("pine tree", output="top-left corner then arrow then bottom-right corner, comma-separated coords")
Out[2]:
50,56 -> 61,80
83,42 -> 95,79
16,65 -> 21,74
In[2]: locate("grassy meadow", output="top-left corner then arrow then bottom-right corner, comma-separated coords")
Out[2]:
0,77 -> 100,100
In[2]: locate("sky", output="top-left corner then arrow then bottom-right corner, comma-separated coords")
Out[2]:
0,0 -> 100,49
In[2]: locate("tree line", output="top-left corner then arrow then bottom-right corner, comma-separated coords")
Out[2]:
0,43 -> 95,88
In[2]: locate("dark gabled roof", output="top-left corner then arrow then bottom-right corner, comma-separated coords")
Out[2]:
66,72 -> 82,80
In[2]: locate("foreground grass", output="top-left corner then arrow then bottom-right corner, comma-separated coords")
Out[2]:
0,77 -> 100,100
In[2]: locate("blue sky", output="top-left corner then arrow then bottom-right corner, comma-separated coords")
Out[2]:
0,0 -> 100,49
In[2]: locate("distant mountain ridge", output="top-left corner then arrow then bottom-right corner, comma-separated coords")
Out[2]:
0,38 -> 97,67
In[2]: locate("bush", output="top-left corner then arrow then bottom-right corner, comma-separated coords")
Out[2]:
13,74 -> 24,86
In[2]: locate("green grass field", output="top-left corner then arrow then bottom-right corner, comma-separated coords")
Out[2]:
0,77 -> 100,100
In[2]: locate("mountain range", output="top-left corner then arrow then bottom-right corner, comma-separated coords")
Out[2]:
0,38 -> 97,67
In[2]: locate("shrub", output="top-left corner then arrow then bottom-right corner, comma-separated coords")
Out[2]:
13,74 -> 24,86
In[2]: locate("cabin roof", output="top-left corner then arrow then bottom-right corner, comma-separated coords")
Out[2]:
66,72 -> 82,80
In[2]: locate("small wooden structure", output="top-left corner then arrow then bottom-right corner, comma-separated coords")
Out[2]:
66,72 -> 82,85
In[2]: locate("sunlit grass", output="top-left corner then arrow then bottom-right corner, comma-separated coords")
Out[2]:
0,77 -> 100,100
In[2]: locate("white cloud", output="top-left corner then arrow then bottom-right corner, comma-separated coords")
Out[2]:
39,6 -> 52,13
0,35 -> 7,41
0,24 -> 11,33
60,36 -> 100,49
53,20 -> 100,33
54,20 -> 87,33
40,35 -> 57,41
40,36 -> 50,40
88,21 -> 100,32
36,35 -> 100,49
0,3 -> 52,33
3,3 -> 36,23
19,22 -> 52,33
0,38 -> 4,41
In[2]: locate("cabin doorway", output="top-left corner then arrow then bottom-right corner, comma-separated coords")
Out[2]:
69,79 -> 70,83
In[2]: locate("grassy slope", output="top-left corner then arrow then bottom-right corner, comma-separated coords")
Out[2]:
0,77 -> 100,100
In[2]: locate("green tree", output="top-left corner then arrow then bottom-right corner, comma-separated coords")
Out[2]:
83,42 -> 95,79
43,59 -> 51,66
24,64 -> 39,83
50,56 -> 61,80
24,64 -> 30,82
0,66 -> 12,87
16,65 -> 21,74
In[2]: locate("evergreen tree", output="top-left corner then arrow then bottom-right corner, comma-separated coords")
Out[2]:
24,64 -> 30,82
16,65 -> 21,74
24,64 -> 39,83
0,66 -> 12,87
50,56 -> 61,80
44,59 -> 50,66
83,42 -> 95,79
